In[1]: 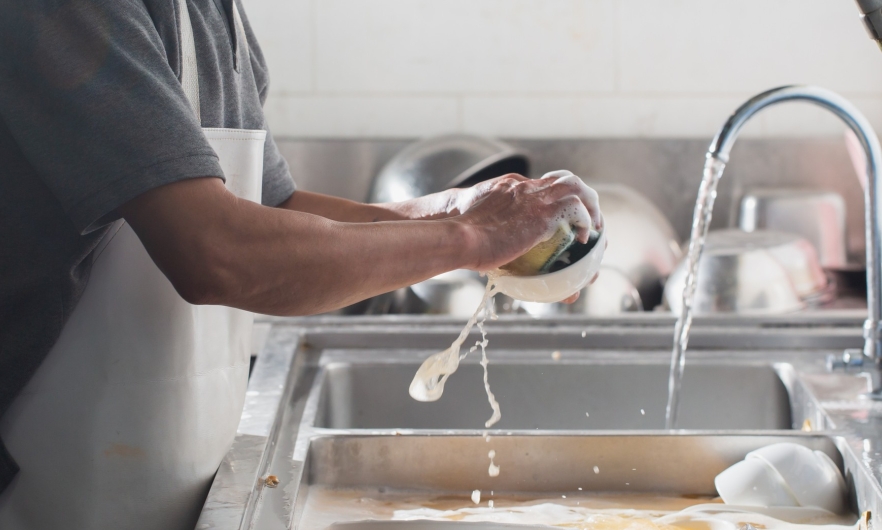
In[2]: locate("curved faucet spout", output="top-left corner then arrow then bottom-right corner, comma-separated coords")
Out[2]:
714,85 -> 882,390
667,86 -> 882,428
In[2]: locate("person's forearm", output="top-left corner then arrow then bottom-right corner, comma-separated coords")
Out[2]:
124,180 -> 476,316
279,190 -> 460,222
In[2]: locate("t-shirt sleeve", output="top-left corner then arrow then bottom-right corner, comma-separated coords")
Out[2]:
260,124 -> 296,207
239,1 -> 296,207
0,0 -> 225,234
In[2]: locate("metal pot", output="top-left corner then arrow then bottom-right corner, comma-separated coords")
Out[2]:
408,270 -> 520,317
368,134 -> 529,203
367,134 -> 528,315
589,184 -> 682,309
738,188 -> 850,270
409,270 -> 488,318
664,229 -> 834,316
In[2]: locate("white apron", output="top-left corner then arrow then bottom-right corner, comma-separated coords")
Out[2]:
0,2 -> 263,528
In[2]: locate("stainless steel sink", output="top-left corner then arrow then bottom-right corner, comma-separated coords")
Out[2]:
314,361 -> 793,430
197,318 -> 882,530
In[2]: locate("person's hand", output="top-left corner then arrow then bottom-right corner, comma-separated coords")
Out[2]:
453,170 -> 602,273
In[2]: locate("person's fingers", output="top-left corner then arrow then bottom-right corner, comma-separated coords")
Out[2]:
589,271 -> 600,285
537,172 -> 603,232
501,173 -> 530,181
476,173 -> 528,194
559,195 -> 592,243
540,169 -> 574,180
557,175 -> 602,231
561,290 -> 581,304
459,173 -> 528,211
493,173 -> 530,186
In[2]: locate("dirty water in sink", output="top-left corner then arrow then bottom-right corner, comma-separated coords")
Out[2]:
299,487 -> 857,530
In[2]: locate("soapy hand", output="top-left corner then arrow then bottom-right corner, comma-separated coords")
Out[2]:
454,170 -> 603,275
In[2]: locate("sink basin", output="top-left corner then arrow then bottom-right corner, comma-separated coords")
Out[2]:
198,322 -> 882,530
306,434 -> 837,492
314,361 -> 793,430
296,434 -> 852,529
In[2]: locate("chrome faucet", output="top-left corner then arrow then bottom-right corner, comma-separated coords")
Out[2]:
706,86 -> 882,393
855,0 -> 882,52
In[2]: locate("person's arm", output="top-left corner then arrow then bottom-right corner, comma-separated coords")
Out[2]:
277,189 -> 464,222
278,170 -> 605,227
119,172 -> 601,316
121,178 -> 468,315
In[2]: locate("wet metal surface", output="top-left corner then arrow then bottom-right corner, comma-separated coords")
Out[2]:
197,315 -> 882,529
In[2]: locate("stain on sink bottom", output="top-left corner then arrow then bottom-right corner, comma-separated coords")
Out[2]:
300,487 -> 856,530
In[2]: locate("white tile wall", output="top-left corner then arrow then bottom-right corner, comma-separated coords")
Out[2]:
243,0 -> 313,92
315,0 -> 615,93
245,0 -> 882,138
618,0 -> 882,94
264,95 -> 459,137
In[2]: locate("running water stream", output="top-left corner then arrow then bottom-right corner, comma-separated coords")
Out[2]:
665,156 -> 727,429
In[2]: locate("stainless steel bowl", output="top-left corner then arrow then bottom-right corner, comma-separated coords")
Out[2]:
664,229 -> 833,316
590,184 -> 682,309
370,134 -> 527,315
738,188 -> 849,270
409,270 -> 488,318
409,270 -> 519,317
368,134 -> 529,203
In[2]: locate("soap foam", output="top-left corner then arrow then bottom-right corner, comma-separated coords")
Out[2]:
409,273 -> 502,430
488,449 -> 500,477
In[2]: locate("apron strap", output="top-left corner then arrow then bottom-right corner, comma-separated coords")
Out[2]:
231,2 -> 251,67
178,0 -> 251,121
178,0 -> 201,120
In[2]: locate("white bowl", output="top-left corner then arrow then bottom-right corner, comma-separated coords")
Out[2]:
715,458 -> 799,508
747,443 -> 846,514
494,231 -> 607,303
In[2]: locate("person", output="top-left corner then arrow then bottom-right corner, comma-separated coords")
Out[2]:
0,0 -> 602,528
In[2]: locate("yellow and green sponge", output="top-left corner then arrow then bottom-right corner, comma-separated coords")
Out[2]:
500,223 -> 576,276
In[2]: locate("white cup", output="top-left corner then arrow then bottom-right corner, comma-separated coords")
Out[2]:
715,458 -> 800,508
747,443 -> 846,514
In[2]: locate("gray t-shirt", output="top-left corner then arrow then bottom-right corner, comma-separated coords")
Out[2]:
0,0 -> 296,491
